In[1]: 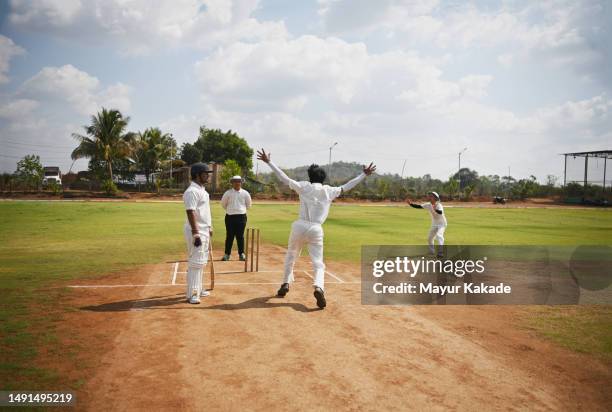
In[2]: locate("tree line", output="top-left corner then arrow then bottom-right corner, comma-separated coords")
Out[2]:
1,107 -> 608,203
1,108 -> 254,194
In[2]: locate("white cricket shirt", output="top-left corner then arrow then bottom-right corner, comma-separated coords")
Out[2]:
268,161 -> 366,225
221,188 -> 252,215
422,202 -> 447,227
183,181 -> 212,231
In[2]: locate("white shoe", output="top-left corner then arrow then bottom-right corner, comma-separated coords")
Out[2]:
189,288 -> 201,304
200,289 -> 210,297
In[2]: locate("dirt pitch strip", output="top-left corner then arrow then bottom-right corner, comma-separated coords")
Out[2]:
57,244 -> 610,411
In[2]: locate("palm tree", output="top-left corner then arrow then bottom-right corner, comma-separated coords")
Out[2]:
133,127 -> 175,184
71,108 -> 133,182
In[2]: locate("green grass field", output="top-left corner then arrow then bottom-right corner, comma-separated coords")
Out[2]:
1,200 -> 611,389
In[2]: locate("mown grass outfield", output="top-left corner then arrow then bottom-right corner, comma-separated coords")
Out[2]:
1,200 -> 611,389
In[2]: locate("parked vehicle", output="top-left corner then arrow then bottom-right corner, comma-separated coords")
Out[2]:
42,166 -> 62,186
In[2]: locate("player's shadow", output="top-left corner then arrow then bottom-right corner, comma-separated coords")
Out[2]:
81,294 -> 187,312
80,295 -> 320,313
202,296 -> 320,313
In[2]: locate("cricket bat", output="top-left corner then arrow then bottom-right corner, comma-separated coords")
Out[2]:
208,242 -> 215,290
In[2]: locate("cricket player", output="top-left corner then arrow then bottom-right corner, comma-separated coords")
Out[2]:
408,191 -> 447,256
183,163 -> 214,304
257,148 -> 376,309
220,175 -> 252,261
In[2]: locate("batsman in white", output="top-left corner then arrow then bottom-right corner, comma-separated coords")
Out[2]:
407,191 -> 447,257
183,162 -> 214,304
257,148 -> 376,309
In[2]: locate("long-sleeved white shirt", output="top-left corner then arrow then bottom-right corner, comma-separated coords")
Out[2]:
183,181 -> 212,230
221,188 -> 252,215
421,202 -> 447,227
267,161 -> 366,225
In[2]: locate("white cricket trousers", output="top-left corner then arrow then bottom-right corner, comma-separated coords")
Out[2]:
428,225 -> 446,254
283,220 -> 326,290
184,224 -> 209,299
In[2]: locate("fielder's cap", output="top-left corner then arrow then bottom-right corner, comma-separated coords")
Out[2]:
230,175 -> 243,182
190,162 -> 213,178
428,191 -> 440,200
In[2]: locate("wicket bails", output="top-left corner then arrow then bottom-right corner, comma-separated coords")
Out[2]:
244,227 -> 260,272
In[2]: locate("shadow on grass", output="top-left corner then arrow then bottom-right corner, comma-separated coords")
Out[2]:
80,294 -> 320,313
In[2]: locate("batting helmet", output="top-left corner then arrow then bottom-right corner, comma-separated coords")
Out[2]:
190,163 -> 212,179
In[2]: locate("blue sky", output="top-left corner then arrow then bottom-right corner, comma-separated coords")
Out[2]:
0,0 -> 610,183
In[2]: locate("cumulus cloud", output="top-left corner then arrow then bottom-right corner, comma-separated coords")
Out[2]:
193,34 -> 497,122
318,0 -> 611,87
6,0 -> 287,55
21,64 -> 131,115
0,35 -> 25,84
195,36 -> 370,110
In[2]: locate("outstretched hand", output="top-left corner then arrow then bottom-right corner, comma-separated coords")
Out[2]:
363,162 -> 376,176
257,149 -> 271,163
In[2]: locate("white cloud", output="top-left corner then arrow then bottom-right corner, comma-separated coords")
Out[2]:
194,35 -> 494,116
318,0 -> 610,85
195,36 -> 370,110
0,35 -> 25,84
21,64 -> 131,115
6,0 -> 288,55
8,0 -> 82,26
0,98 -> 39,118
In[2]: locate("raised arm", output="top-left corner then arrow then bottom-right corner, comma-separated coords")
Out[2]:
257,149 -> 303,192
340,162 -> 376,194
406,198 -> 424,209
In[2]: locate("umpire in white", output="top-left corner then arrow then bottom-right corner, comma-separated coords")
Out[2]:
220,175 -> 252,261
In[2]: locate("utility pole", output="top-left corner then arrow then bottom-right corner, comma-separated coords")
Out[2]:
169,133 -> 174,189
458,147 -> 467,188
328,142 -> 338,184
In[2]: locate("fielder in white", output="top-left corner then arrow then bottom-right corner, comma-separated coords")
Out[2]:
257,148 -> 376,309
408,191 -> 447,257
183,163 -> 214,304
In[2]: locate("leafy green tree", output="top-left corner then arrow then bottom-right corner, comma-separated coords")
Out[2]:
194,126 -> 253,172
71,108 -> 134,182
220,159 -> 243,190
444,177 -> 459,199
180,142 -> 203,165
15,154 -> 44,190
133,127 -> 175,183
452,167 -> 479,190
511,175 -> 538,200
463,184 -> 474,201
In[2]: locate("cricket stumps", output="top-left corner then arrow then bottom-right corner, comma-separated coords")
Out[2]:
244,227 -> 260,272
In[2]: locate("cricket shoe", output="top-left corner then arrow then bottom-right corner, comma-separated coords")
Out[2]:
277,283 -> 290,297
189,289 -> 201,304
313,287 -> 326,309
239,253 -> 247,261
200,289 -> 210,297
222,254 -> 230,261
